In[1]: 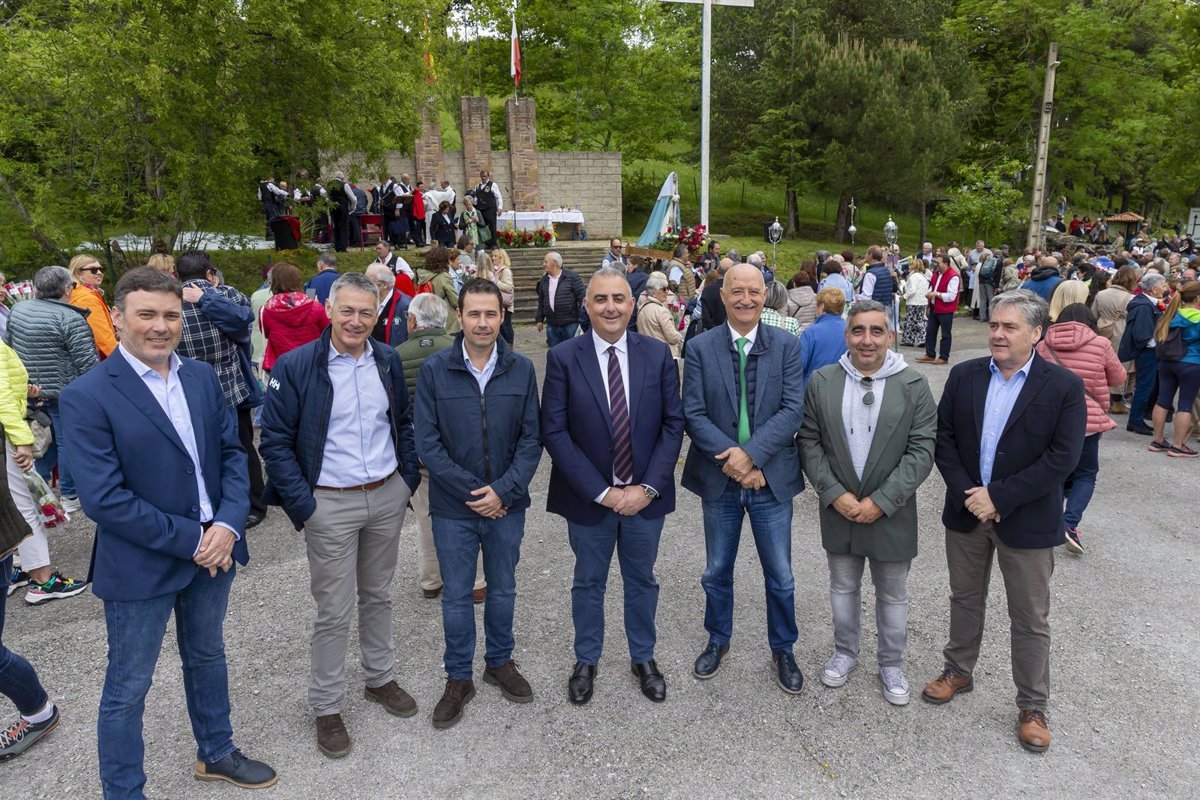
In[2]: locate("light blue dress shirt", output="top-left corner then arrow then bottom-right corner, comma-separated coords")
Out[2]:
462,341 -> 498,394
317,345 -> 398,487
116,345 -> 240,552
979,352 -> 1035,486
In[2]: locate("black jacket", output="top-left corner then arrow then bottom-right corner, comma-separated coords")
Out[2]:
935,353 -> 1085,549
700,278 -> 726,331
430,213 -> 456,247
535,268 -> 586,327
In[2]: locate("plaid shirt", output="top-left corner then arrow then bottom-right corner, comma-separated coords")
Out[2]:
178,279 -> 251,408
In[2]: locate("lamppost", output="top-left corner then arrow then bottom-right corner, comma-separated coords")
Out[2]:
883,215 -> 900,352
768,216 -> 783,271
847,197 -> 857,244
884,215 -> 898,248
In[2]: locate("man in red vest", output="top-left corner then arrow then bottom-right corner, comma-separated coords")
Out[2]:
917,253 -> 961,365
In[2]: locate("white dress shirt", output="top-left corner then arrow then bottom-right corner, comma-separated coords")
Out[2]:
592,330 -> 632,501
116,345 -> 240,553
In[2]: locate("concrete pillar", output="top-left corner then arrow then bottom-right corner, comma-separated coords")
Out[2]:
460,96 -> 493,184
414,107 -> 445,183
506,97 -> 540,211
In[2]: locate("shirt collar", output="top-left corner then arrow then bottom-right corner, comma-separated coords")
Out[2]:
328,342 -> 375,364
592,330 -> 628,358
462,341 -> 498,374
118,342 -> 182,379
988,351 -> 1036,381
727,322 -> 758,347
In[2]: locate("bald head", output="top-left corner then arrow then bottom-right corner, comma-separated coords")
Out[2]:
725,263 -> 765,287
718,257 -> 734,275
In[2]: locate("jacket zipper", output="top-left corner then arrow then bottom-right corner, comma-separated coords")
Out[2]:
480,390 -> 492,482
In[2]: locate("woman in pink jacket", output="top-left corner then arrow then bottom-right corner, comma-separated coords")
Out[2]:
1035,303 -> 1126,556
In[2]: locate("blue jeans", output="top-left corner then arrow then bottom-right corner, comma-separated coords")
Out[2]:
0,557 -> 48,715
701,484 -> 797,653
99,566 -> 236,800
1129,347 -> 1158,423
34,400 -> 75,498
546,323 -> 578,347
432,512 -> 526,680
1064,433 -> 1100,529
568,511 -> 664,664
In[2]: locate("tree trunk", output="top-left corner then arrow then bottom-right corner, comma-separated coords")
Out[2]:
0,173 -> 62,258
1120,187 -> 1131,213
918,200 -> 927,247
832,190 -> 851,244
785,186 -> 800,236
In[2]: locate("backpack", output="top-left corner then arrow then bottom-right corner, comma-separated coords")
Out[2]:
1157,328 -> 1187,362
416,280 -> 434,295
979,257 -> 997,281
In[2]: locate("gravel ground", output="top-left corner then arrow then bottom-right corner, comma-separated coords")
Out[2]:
3,320 -> 1198,800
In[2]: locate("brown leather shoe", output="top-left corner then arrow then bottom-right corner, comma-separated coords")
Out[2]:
364,680 -> 418,718
432,679 -> 475,729
921,667 -> 973,705
1110,400 -> 1129,415
473,587 -> 487,604
916,355 -> 938,363
483,660 -> 534,704
422,587 -> 441,599
315,713 -> 350,758
933,358 -> 949,365
1018,709 -> 1051,753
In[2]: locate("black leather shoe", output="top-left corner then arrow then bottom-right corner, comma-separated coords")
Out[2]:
693,643 -> 730,679
193,748 -> 278,788
245,511 -> 266,529
568,662 -> 596,705
773,651 -> 804,695
1127,422 -> 1154,435
631,660 -> 666,702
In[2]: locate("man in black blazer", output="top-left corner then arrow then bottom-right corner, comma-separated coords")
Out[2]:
700,258 -> 731,331
541,267 -> 684,705
922,289 -> 1085,755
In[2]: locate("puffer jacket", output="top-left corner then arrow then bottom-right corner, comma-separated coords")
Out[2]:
0,341 -> 33,446
1036,321 -> 1126,435
4,298 -> 99,397
786,285 -> 818,327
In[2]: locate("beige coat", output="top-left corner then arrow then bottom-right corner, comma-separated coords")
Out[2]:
1093,285 -> 1133,347
636,294 -> 683,358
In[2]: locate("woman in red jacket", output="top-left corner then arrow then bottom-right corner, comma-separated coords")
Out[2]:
1035,303 -> 1126,556
260,263 -> 330,373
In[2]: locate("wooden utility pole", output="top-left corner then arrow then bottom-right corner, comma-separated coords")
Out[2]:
1026,42 -> 1060,253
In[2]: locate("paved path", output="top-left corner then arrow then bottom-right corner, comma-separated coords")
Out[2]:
6,321 -> 1198,799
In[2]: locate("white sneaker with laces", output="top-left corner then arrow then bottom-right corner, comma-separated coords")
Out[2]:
820,652 -> 858,688
879,666 -> 910,706
61,496 -> 81,514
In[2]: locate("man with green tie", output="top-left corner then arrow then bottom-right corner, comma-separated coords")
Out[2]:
680,263 -> 808,695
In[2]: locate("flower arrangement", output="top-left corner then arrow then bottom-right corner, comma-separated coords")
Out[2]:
653,224 -> 708,254
24,470 -> 68,528
496,225 -> 556,249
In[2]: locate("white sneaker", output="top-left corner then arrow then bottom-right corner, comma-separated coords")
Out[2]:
61,496 -> 81,514
820,652 -> 858,688
879,666 -> 910,706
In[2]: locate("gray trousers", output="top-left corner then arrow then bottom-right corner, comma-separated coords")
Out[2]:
978,282 -> 995,321
827,553 -> 911,668
943,522 -> 1054,711
304,472 -> 412,716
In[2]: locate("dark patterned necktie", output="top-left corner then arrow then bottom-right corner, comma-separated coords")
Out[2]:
607,346 -> 633,483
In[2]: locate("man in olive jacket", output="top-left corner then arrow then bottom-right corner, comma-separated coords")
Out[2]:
798,300 -> 936,707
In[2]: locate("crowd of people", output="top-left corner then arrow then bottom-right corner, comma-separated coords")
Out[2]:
0,222 -> 1196,798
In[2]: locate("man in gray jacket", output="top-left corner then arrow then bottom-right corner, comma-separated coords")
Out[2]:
5,265 -> 99,515
798,299 -> 936,706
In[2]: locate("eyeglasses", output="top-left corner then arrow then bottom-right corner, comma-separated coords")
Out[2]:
859,376 -> 875,406
612,245 -> 623,249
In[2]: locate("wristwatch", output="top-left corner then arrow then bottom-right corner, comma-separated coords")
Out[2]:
641,484 -> 660,500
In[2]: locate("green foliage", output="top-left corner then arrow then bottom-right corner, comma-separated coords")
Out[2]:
931,160 -> 1024,241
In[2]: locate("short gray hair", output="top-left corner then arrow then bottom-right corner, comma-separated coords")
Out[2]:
545,251 -> 563,268
365,262 -> 392,282
327,272 -> 379,307
645,271 -> 669,292
766,280 -> 789,311
317,252 -> 338,270
1141,271 -> 1168,292
989,288 -> 1048,330
847,299 -> 892,330
409,293 -> 449,329
587,265 -> 631,294
748,253 -> 764,268
34,265 -> 73,299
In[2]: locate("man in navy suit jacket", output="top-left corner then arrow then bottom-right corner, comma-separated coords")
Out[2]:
681,263 -> 807,695
922,289 -> 1085,755
61,268 -> 275,798
542,267 -> 684,706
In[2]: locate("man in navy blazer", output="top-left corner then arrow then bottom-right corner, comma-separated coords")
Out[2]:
922,289 -> 1085,755
543,267 -> 685,706
681,263 -> 807,695
61,268 -> 276,799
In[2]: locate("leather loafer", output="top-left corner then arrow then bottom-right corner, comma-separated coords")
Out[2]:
245,511 -> 266,529
921,667 -> 973,704
194,748 -> 277,788
773,651 -> 804,695
422,587 -> 442,599
568,661 -> 596,705
693,643 -> 730,679
631,660 -> 666,702
1127,422 -> 1154,435
1018,709 -> 1052,753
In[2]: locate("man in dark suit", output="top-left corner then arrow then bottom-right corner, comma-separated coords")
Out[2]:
700,258 -> 731,331
60,268 -> 276,798
542,266 -> 685,705
922,289 -> 1085,755
681,263 -> 807,695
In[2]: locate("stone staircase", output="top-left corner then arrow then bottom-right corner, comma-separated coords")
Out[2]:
505,242 -> 611,323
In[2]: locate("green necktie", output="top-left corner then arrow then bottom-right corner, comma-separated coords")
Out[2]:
736,337 -> 750,444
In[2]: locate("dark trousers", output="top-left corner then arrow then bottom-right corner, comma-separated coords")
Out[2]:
332,208 -> 349,252
1129,348 -> 1158,422
0,557 -> 48,716
237,406 -> 266,515
925,312 -> 954,360
1063,432 -> 1100,529
382,208 -> 396,244
480,208 -> 498,248
408,213 -> 425,246
500,310 -> 514,346
568,512 -> 664,664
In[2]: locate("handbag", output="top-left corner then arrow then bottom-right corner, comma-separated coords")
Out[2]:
26,408 -> 52,459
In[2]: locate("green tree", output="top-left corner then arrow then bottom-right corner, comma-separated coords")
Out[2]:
931,159 -> 1024,242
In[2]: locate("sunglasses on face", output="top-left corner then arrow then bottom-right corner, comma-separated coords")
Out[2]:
82,266 -> 104,274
